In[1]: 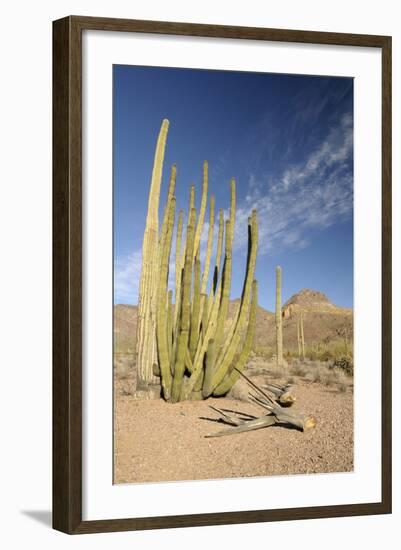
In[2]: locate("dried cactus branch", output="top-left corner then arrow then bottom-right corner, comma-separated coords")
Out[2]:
205,416 -> 277,438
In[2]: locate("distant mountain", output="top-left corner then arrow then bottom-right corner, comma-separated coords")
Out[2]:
114,304 -> 137,354
282,288 -> 352,318
114,289 -> 353,357
259,289 -> 353,350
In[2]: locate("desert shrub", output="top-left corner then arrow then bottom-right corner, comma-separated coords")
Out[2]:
318,349 -> 333,362
324,371 -> 339,386
253,345 -> 274,360
312,369 -> 322,383
114,354 -> 135,379
330,341 -> 353,360
332,354 -> 354,376
307,341 -> 354,364
119,380 -> 135,396
291,364 -> 306,377
281,350 -> 298,366
338,383 -> 347,393
305,347 -> 318,361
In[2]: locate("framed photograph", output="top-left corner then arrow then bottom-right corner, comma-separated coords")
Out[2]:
53,16 -> 392,534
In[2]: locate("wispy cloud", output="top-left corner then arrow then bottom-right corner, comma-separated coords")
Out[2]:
115,112 -> 353,304
115,242 -> 178,305
244,79 -> 352,171
233,112 -> 353,254
114,250 -> 142,304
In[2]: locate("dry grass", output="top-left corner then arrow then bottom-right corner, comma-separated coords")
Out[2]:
265,341 -> 354,366
289,360 -> 352,393
304,341 -> 353,363
291,363 -> 307,377
252,345 -> 275,360
250,356 -> 353,394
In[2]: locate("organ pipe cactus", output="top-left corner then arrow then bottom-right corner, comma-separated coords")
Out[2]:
189,254 -> 201,361
213,280 -> 258,396
136,119 -> 259,401
204,211 -> 258,396
156,196 -> 176,399
136,119 -> 169,388
171,207 -> 196,402
213,209 -> 225,293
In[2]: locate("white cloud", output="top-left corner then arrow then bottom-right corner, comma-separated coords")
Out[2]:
234,113 -> 353,254
115,242 -> 177,305
114,250 -> 142,304
115,114 -> 353,304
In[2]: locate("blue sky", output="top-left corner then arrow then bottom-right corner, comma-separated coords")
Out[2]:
113,65 -> 353,311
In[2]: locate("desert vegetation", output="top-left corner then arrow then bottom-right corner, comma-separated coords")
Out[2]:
123,118 -> 330,436
136,119 -> 259,403
113,118 -> 354,477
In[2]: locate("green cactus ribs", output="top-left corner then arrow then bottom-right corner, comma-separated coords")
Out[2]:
136,119 -> 259,402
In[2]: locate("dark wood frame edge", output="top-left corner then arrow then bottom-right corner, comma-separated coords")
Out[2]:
52,15 -> 392,535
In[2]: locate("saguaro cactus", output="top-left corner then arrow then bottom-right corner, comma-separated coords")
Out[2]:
136,119 -> 259,402
297,316 -> 302,358
136,119 -> 169,389
299,312 -> 305,360
275,266 -> 283,368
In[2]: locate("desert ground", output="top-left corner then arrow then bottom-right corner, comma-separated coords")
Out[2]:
114,357 -> 353,484
113,289 -> 354,484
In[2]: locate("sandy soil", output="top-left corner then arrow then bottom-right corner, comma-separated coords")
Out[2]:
114,366 -> 353,484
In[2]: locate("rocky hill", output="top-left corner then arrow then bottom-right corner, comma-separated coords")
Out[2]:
114,304 -> 138,355
268,289 -> 352,351
114,289 -> 353,357
282,288 -> 352,318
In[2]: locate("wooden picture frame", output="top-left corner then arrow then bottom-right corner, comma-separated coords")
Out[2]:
53,15 -> 392,534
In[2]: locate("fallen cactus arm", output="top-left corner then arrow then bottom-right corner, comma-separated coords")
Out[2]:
208,405 -> 255,426
241,369 -> 316,430
248,392 -> 316,431
204,368 -> 316,437
277,392 -> 296,407
205,416 -> 277,438
262,382 -> 297,407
